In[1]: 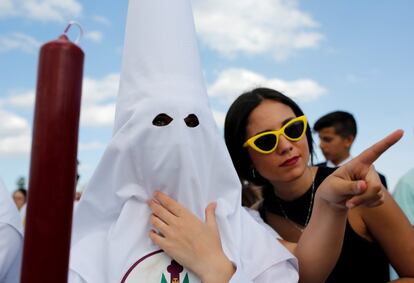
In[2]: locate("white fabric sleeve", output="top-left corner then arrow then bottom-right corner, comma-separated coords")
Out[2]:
68,270 -> 87,283
0,223 -> 22,283
229,266 -> 254,283
251,260 -> 298,283
229,260 -> 298,283
244,208 -> 282,239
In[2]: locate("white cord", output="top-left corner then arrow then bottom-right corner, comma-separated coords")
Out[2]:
63,21 -> 83,45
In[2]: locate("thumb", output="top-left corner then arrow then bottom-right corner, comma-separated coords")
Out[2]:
332,178 -> 367,197
321,177 -> 367,205
205,202 -> 217,227
341,180 -> 368,208
349,180 -> 368,196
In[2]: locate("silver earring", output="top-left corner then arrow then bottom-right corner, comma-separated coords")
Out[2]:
252,168 -> 256,179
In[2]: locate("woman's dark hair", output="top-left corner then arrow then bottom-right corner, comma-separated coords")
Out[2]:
224,87 -> 314,186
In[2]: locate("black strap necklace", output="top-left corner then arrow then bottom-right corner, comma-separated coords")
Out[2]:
276,179 -> 315,232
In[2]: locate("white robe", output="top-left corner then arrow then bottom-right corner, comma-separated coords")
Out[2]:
0,179 -> 23,283
69,207 -> 298,283
69,0 -> 299,281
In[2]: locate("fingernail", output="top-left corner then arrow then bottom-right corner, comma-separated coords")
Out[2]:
354,181 -> 365,194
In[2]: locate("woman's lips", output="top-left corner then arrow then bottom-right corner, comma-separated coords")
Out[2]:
280,156 -> 300,167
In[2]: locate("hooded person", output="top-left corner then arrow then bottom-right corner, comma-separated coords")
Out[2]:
0,178 -> 23,283
68,0 -> 297,282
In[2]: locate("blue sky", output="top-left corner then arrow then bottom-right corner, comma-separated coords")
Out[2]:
1,0 -> 413,193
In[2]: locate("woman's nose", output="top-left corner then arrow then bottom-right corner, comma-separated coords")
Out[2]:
277,135 -> 293,155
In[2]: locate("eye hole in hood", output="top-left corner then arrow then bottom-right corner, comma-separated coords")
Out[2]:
152,113 -> 173,127
184,114 -> 199,128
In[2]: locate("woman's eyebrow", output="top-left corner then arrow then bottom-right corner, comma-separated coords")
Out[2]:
252,117 -> 296,135
281,117 -> 295,125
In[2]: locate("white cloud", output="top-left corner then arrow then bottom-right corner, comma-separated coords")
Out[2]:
0,33 -> 41,53
2,90 -> 35,108
0,0 -> 82,22
92,15 -> 111,26
79,73 -> 119,127
3,73 -> 120,110
193,0 -> 323,61
78,141 -> 106,151
80,103 -> 116,127
84,31 -> 103,43
0,73 -> 118,156
208,68 -> 326,103
0,110 -> 31,156
82,73 -> 120,104
0,110 -> 30,136
2,73 -> 119,128
0,0 -> 15,17
0,135 -> 31,156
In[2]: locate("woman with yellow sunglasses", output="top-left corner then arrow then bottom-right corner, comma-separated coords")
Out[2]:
147,87 -> 412,283
223,87 -> 414,282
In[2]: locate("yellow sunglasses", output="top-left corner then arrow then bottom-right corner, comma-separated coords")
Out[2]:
243,115 -> 308,154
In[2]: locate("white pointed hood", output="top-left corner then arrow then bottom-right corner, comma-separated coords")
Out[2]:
70,0 -> 295,282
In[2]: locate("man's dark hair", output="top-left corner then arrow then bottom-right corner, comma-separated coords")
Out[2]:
313,111 -> 357,138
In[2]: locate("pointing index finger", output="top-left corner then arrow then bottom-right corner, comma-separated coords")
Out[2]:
353,129 -> 403,166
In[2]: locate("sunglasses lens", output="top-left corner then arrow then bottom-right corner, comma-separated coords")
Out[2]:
285,120 -> 305,139
254,134 -> 277,152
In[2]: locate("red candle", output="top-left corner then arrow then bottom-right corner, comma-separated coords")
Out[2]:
21,23 -> 84,282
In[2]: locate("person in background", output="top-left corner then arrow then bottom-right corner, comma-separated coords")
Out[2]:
313,110 -> 388,188
0,178 -> 23,283
393,130 -> 414,225
13,176 -> 27,211
391,153 -> 414,280
12,188 -> 27,211
393,168 -> 414,226
73,160 -> 82,211
74,191 -> 82,202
